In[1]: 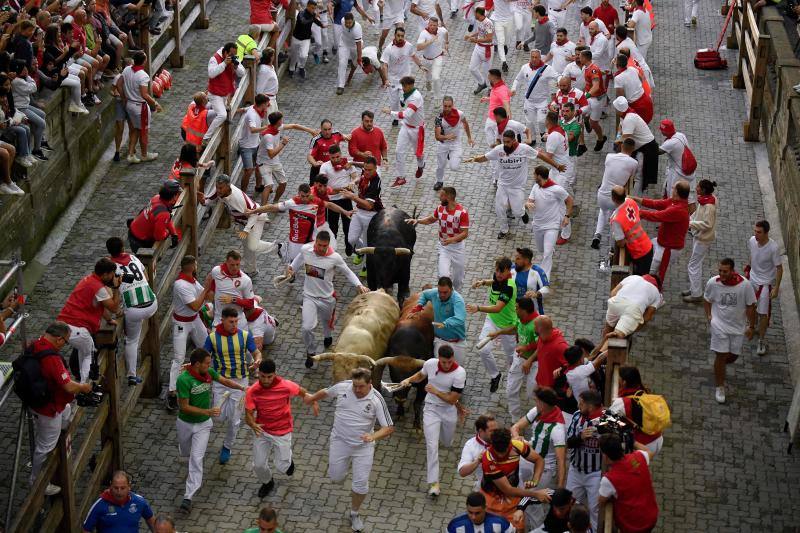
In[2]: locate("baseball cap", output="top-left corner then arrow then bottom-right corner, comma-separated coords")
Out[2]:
659,119 -> 676,137
612,96 -> 629,113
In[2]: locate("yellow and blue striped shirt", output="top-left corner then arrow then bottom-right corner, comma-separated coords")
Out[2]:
203,328 -> 256,379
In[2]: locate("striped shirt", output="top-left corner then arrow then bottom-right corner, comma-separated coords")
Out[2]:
112,254 -> 156,308
566,409 -> 603,474
203,327 -> 257,379
524,407 -> 566,471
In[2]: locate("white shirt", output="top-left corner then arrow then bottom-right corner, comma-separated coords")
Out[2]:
325,380 -> 393,447
435,109 -> 464,144
614,67 -> 644,102
458,435 -> 491,489
485,143 -> 540,189
747,236 -> 781,285
173,277 -> 205,318
257,126 -> 283,165
528,182 -> 569,230
421,358 -> 466,408
362,45 -> 379,66
491,0 -> 514,21
565,361 -> 595,400
256,64 -> 279,96
579,18 -> 608,46
340,20 -> 363,48
598,152 -> 639,197
394,88 -> 425,128
588,32 -> 612,71
290,242 -> 363,298
319,160 -> 358,200
411,0 -> 438,25
562,61 -> 584,83
659,132 -> 694,181
615,36 -> 646,66
240,106 -> 264,149
473,18 -> 495,50
544,127 -> 569,168
383,0 -> 404,18
209,265 -> 254,324
704,276 -> 757,334
487,119 -> 527,144
631,8 -> 652,46
523,407 -> 566,471
381,41 -> 415,82
208,47 -> 246,79
512,63 -> 559,107
417,27 -> 448,59
621,112 -> 654,149
549,40 -> 576,74
598,450 -> 650,498
612,274 -> 661,313
121,65 -> 149,103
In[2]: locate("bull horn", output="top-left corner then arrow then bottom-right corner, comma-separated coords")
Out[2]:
312,353 -> 338,362
351,354 -> 377,368
394,247 -> 412,256
356,247 -> 375,255
374,356 -> 399,367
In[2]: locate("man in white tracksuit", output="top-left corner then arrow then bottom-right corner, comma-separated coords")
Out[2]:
511,49 -> 559,143
432,96 -> 474,191
416,17 -> 448,105
401,345 -> 466,497
384,76 -> 426,188
525,166 -> 573,278
538,111 -> 573,243
337,14 -> 363,92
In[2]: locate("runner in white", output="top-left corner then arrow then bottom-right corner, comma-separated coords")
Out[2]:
378,0 -> 407,51
432,96 -> 474,191
306,368 -> 394,532
627,0 -> 653,59
345,45 -> 387,88
562,45 -> 586,84
510,49 -> 559,143
405,187 -> 470,291
587,21 -> 612,74
319,145 -> 361,249
257,112 -> 317,204
747,220 -> 783,356
465,7 -> 494,93
245,296 -> 278,351
514,0 -> 533,48
548,0 -> 570,30
457,414 -> 498,490
336,14 -> 364,94
400,345 -> 466,496
206,250 -> 257,331
381,27 -> 425,121
410,0 -> 444,34
592,138 -> 638,250
483,106 -> 531,184
416,17 -> 448,105
490,0 -> 516,72
613,26 -> 654,88
578,8 -> 608,47
539,111 -> 573,244
545,28 -> 577,75
383,76 -> 426,188
287,231 -> 368,367
525,166 -> 573,278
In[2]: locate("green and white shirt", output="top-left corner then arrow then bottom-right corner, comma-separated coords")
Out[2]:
524,406 -> 566,471
113,254 -> 156,308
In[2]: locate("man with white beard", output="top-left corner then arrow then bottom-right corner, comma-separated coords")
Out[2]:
510,49 -> 559,145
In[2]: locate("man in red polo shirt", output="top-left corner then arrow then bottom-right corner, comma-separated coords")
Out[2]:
525,315 -> 567,389
29,321 -> 93,495
307,119 -> 348,181
593,0 -> 619,33
349,110 -> 388,168
245,359 -> 318,497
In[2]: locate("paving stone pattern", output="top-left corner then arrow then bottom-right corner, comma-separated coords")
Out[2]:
1,0 -> 799,531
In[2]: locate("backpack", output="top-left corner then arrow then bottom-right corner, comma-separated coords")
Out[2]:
626,390 -> 671,435
12,345 -> 62,408
678,135 -> 697,175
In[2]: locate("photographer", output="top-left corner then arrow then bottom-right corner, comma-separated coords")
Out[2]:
597,434 -> 658,533
28,321 -> 93,496
204,42 -> 245,143
56,258 -> 122,383
564,390 -> 604,531
608,366 -> 664,456
127,180 -> 182,253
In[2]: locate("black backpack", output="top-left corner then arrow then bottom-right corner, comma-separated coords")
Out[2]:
12,345 -> 62,408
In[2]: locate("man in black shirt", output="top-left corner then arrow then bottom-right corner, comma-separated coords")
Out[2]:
288,0 -> 324,79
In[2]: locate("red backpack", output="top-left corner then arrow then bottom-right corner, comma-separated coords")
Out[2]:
678,135 -> 697,175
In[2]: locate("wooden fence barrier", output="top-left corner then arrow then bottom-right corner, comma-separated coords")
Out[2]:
731,0 -> 771,141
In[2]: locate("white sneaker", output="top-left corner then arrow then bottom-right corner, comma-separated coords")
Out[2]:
349,511 -> 364,532
68,102 -> 90,114
428,482 -> 440,497
25,155 -> 38,165
15,156 -> 32,168
44,483 -> 62,496
757,340 -> 767,356
715,386 -> 726,404
92,94 -> 101,104
140,152 -> 159,162
0,182 -> 24,195
127,154 -> 141,164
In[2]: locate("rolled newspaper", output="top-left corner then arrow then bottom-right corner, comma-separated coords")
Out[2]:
272,274 -> 292,287
382,381 -> 408,393
475,336 -> 493,350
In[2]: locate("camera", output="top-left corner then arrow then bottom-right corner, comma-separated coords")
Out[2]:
230,56 -> 240,68
76,382 -> 104,407
595,411 -> 636,453
120,272 -> 136,283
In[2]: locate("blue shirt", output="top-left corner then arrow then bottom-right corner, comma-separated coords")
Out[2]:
418,288 -> 466,341
333,0 -> 356,24
512,265 -> 549,314
447,512 -> 513,533
82,492 -> 153,532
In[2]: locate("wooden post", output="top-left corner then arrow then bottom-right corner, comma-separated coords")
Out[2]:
727,0 -> 740,50
181,168 -> 199,258
243,55 -> 257,107
196,0 -> 210,29
604,338 -> 629,406
55,431 -> 78,533
140,5 -> 153,76
96,325 -> 124,473
220,108 -> 232,175
732,0 -> 750,89
744,34 -> 770,141
169,0 -> 184,68
137,250 -> 162,398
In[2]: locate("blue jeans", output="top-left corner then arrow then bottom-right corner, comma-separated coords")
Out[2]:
20,106 -> 45,151
2,124 -> 31,156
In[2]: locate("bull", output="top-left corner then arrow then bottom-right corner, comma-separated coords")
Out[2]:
357,206 -> 416,306
312,290 -> 400,383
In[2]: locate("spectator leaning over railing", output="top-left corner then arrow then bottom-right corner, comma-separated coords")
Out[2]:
205,42 -> 245,143
118,50 -> 162,164
41,23 -> 90,115
180,92 -> 215,148
128,180 -> 182,253
168,142 -> 214,182
236,24 -> 262,61
608,366 -> 665,457
11,60 -> 49,161
0,73 -> 36,168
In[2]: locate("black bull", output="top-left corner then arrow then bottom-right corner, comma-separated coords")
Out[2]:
364,207 -> 416,305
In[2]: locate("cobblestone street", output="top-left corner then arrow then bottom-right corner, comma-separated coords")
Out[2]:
1,0 -> 799,530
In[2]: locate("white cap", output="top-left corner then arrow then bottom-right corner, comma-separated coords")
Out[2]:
612,96 -> 629,112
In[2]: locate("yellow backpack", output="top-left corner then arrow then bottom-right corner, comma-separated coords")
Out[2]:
628,391 -> 672,435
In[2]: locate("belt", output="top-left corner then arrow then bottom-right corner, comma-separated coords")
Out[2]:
477,43 -> 492,47
132,300 -> 155,309
173,312 -> 199,322
550,7 -> 565,11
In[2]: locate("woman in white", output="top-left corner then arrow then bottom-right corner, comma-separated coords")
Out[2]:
682,180 -> 717,303
256,48 -> 279,114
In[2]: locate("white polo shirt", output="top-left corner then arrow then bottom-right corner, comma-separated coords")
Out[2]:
485,143 -> 540,189
325,380 -> 394,447
549,39 -> 577,74
240,106 -> 264,150
598,152 -> 639,197
173,277 -> 204,319
421,358 -> 466,408
631,9 -> 652,46
614,67 -> 644,102
565,361 -> 596,401
528,181 -> 569,231
747,236 -> 781,286
620,112 -> 654,149
458,435 -> 491,489
491,0 -> 514,21
340,21 -> 363,48
417,27 -> 448,59
544,127 -> 569,168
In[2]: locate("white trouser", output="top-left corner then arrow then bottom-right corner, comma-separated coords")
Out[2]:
478,316 -> 517,379
687,237 -> 710,297
244,214 -> 279,273
337,43 -> 358,88
650,237 -> 679,278
492,18 -> 515,62
684,0 -> 699,23
469,45 -> 492,85
514,9 -> 532,43
302,295 -> 336,354
423,402 -> 458,483
177,417 -> 212,499
67,325 -> 95,383
533,227 -> 559,279
436,141 -> 463,183
30,404 -> 71,484
552,167 -> 574,240
348,210 -> 376,249
484,119 -> 500,181
171,317 -> 209,392
312,12 -> 331,55
123,300 -> 157,377
521,466 -> 558,529
204,93 -> 228,141
421,55 -> 444,102
248,312 -> 278,347
438,241 -> 466,291
289,38 -> 311,71
637,40 -> 651,60
396,124 -> 424,179
523,102 -> 548,140
328,438 -> 375,494
213,378 -> 248,449
62,74 -> 83,106
389,79 -> 403,113
495,186 -> 526,233
594,192 -> 616,238
506,354 -> 537,421
253,431 -> 294,483
548,8 -> 567,29
434,337 -> 467,365
567,467 -> 602,531
333,23 -> 343,48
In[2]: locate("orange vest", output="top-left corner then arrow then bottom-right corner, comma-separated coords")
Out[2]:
181,103 -> 209,146
612,198 -> 652,259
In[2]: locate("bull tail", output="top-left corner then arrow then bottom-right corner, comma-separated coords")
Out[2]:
412,206 -> 418,220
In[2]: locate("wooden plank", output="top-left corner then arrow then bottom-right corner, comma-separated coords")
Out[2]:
743,60 -> 753,98
747,4 -> 760,41
151,39 -> 177,76
170,0 -> 184,68
70,402 -> 109,480
96,326 -> 124,473
181,5 -> 202,37
75,444 -> 113,527
120,357 -> 152,427
745,34 -> 757,71
55,429 -> 78,533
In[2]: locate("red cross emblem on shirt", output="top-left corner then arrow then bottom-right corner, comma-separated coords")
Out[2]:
626,206 -> 636,221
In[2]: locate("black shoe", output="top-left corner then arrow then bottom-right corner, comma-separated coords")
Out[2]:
179,499 -> 192,512
324,336 -> 333,348
497,231 -> 509,239
468,24 -> 474,32
166,394 -> 178,411
128,376 -> 142,386
392,119 -> 399,126
502,61 -> 509,72
591,234 -> 601,250
594,136 -> 607,152
336,87 -> 344,95
299,68 -> 306,80
305,354 -> 315,368
258,480 -> 275,498
503,45 -> 508,55
345,244 -> 354,256
149,27 -> 162,35
332,46 -> 337,55
473,83 -> 487,95
41,140 -> 52,150
113,151 -> 120,162
490,373 -> 502,393
82,96 -> 95,107
523,43 -> 530,51
32,150 -> 48,161
577,144 -> 588,157
286,460 -> 295,476
521,213 -> 529,224
433,181 -> 443,191
287,69 -> 294,78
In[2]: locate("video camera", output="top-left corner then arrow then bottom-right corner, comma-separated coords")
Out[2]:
75,348 -> 105,407
120,272 -> 136,283
595,411 -> 636,453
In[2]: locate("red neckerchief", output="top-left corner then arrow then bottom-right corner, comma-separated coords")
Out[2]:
490,79 -> 507,90
581,407 -> 604,423
529,60 -> 544,71
220,263 -> 241,278
540,179 -> 558,188
718,272 -> 745,286
177,272 -> 196,283
442,108 -> 460,127
292,194 -> 312,204
262,125 -> 280,136
254,105 -> 266,118
110,253 -> 131,266
314,246 -> 335,257
215,323 -> 238,336
495,118 -> 510,135
537,406 -> 565,424
332,157 -> 348,171
618,385 -> 644,397
538,16 -> 549,24
393,39 -> 406,47
132,65 -> 145,73
582,17 -> 593,27
697,194 -> 716,206
547,124 -> 566,136
100,489 -> 131,506
428,27 -> 438,35
437,360 -> 460,374
188,366 -> 212,383
476,434 -> 490,447
261,375 -> 283,389
519,313 -> 536,325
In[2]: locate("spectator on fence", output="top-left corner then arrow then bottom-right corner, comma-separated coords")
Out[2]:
119,50 -> 162,164
608,365 -> 665,456
244,505 -> 283,533
77,5 -> 112,79
27,322 -> 93,495
0,140 -> 22,195
238,93 -> 270,200
56,258 -> 122,383
128,180 -> 182,253
236,24 -> 262,61
11,60 -> 49,161
82,470 -> 156,532
10,20 -> 36,72
70,8 -> 109,90
58,21 -> 94,107
42,23 -> 90,115
168,142 -> 214,182
204,42 -> 245,143
597,434 -> 659,533
249,0 -> 279,41
92,0 -> 129,67
603,274 -> 661,340
0,74 -> 36,168
256,48 -> 279,114
180,91 -> 215,147
85,0 -> 120,72
153,514 -> 178,533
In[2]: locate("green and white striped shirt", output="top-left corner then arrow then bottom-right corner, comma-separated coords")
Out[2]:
524,406 -> 566,471
114,254 -> 156,308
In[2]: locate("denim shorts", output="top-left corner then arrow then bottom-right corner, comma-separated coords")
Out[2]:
239,146 -> 258,169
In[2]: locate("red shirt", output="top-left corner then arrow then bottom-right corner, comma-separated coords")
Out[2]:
309,132 -> 345,164
244,376 -> 302,435
593,3 -> 619,32
72,25 -> 87,54
639,197 -> 690,250
605,451 -> 659,533
249,0 -> 275,24
31,338 -> 74,417
584,63 -> 606,96
535,328 -> 568,388
349,126 -> 387,165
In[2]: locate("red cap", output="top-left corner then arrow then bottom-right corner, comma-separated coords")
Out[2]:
659,119 -> 676,137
